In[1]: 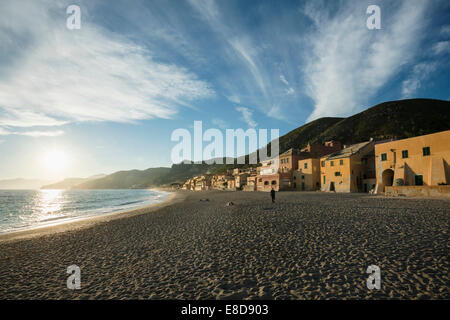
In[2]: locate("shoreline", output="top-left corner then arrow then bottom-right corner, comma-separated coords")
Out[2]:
0,190 -> 184,243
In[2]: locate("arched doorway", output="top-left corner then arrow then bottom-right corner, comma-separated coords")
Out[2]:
382,169 -> 394,189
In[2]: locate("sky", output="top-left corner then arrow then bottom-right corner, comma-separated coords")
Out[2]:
0,0 -> 449,180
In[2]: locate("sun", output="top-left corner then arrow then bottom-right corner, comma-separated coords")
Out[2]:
42,150 -> 69,173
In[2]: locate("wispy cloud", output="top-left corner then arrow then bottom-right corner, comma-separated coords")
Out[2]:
433,41 -> 450,55
402,62 -> 437,98
280,75 -> 295,95
226,95 -> 241,104
0,1 -> 213,134
236,106 -> 257,128
188,0 -> 272,109
211,118 -> 228,129
17,130 -> 65,137
302,0 -> 430,121
0,128 -> 64,137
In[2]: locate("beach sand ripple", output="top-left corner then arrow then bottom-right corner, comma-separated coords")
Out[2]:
0,191 -> 448,299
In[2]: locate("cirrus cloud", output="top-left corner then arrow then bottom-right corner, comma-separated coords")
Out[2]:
0,0 -> 214,135
303,0 -> 430,121
236,106 -> 257,128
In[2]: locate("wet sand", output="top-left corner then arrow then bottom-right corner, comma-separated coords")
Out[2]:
0,190 -> 448,299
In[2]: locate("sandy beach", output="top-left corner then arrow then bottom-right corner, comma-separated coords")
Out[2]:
0,190 -> 448,299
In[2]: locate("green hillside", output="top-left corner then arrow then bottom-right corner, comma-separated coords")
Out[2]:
312,99 -> 450,145
277,117 -> 344,151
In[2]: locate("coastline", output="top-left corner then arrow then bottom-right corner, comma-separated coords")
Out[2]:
0,190 -> 185,243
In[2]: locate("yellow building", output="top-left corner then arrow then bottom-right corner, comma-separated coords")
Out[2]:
374,130 -> 450,193
243,175 -> 257,191
235,172 -> 249,189
293,158 -> 321,191
320,140 -> 376,193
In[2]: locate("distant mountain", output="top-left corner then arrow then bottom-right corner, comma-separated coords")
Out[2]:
41,174 -> 106,189
0,178 -> 55,190
73,168 -> 172,189
72,160 -> 241,189
72,98 -> 450,189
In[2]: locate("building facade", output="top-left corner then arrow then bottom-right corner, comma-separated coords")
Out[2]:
243,175 -> 257,191
257,158 -> 280,191
374,130 -> 450,193
320,140 -> 375,193
293,158 -> 321,191
257,141 -> 343,191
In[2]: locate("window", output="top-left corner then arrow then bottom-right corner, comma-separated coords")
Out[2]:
271,180 -> 277,185
415,175 -> 423,186
264,181 -> 269,185
293,176 -> 296,180
323,176 -> 326,184
335,172 -> 341,176
381,153 -> 387,161
330,161 -> 334,167
321,161 -> 325,167
340,159 -> 343,165
286,158 -> 289,163
302,175 -> 305,179
361,158 -> 367,165
423,147 -> 430,156
281,159 -> 284,164
304,163 -> 308,169
401,150 -> 408,158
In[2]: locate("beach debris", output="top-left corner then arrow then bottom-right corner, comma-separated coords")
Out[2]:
199,198 -> 210,202
226,201 -> 234,206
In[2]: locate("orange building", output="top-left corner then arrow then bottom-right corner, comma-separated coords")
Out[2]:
293,158 -> 321,191
374,130 -> 450,193
234,172 -> 248,189
258,141 -> 342,191
279,148 -> 305,173
279,141 -> 342,173
243,175 -> 257,191
320,140 -> 376,193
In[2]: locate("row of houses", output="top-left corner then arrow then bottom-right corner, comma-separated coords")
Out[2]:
181,130 -> 450,195
181,168 -> 259,191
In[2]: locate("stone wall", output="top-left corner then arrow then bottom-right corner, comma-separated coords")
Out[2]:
385,185 -> 450,198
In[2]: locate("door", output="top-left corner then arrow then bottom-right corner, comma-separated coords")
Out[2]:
414,175 -> 423,186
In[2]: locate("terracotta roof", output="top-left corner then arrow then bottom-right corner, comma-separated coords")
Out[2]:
324,141 -> 372,160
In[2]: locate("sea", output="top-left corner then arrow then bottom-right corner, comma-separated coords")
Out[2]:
0,189 -> 169,234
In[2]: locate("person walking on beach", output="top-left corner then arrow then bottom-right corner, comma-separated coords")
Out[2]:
270,188 -> 276,203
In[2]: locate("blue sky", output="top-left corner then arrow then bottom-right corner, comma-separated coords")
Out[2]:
0,0 -> 449,180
